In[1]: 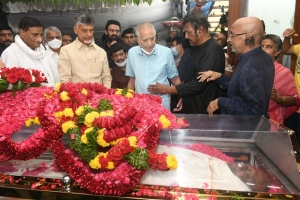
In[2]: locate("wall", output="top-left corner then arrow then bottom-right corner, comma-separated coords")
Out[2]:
247,0 -> 296,38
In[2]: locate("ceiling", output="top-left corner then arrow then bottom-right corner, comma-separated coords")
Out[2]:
5,0 -> 229,45
6,0 -> 174,45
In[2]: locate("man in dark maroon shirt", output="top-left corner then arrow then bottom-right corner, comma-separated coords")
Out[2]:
109,43 -> 129,89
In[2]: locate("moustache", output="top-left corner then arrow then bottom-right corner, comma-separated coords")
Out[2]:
4,40 -> 13,43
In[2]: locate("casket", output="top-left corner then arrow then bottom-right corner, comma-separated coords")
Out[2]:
0,114 -> 299,199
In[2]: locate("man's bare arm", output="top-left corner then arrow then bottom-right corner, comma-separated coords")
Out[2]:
127,77 -> 135,90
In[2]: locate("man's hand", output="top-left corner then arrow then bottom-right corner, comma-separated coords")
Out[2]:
148,82 -> 168,94
197,70 -> 221,82
173,98 -> 183,112
207,98 -> 219,115
282,28 -> 298,39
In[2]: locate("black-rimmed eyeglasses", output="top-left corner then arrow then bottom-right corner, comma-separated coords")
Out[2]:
228,32 -> 247,39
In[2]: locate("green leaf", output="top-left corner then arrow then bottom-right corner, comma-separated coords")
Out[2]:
97,99 -> 113,112
77,106 -> 96,124
0,79 -> 9,92
124,148 -> 149,169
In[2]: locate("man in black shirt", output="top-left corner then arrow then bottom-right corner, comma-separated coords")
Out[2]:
148,13 -> 225,114
100,20 -> 122,69
0,25 -> 13,56
101,20 -> 131,69
198,17 -> 274,116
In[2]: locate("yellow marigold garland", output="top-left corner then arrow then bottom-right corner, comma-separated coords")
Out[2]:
62,121 -> 77,133
25,117 -> 40,126
159,114 -> 171,129
60,91 -> 70,101
166,155 -> 178,170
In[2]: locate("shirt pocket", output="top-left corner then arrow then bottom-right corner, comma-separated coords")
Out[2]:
91,57 -> 104,75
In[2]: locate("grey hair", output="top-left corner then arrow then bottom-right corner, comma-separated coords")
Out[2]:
135,22 -> 156,38
43,26 -> 62,39
74,13 -> 94,27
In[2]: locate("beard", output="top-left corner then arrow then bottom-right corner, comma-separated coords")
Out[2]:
108,34 -> 119,42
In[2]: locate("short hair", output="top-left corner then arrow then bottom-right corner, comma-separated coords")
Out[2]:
43,26 -> 61,39
19,16 -> 42,32
121,27 -> 135,38
109,43 -> 127,55
74,13 -> 94,27
0,25 -> 12,32
105,20 -> 121,31
135,22 -> 156,38
183,13 -> 210,34
262,34 -> 282,53
210,32 -> 216,38
171,36 -> 187,50
220,29 -> 228,40
62,33 -> 71,37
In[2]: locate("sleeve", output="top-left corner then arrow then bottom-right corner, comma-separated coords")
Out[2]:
1,49 -> 19,68
218,69 -> 267,115
176,51 -> 225,97
101,53 -> 112,88
177,48 -> 191,81
125,50 -> 135,78
57,47 -> 72,83
215,74 -> 231,89
293,44 -> 300,56
166,49 -> 179,79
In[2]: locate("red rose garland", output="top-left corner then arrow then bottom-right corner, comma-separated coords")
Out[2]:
0,82 -> 185,195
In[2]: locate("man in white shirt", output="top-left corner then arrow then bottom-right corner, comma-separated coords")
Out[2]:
140,145 -> 269,192
1,17 -> 59,86
44,26 -> 62,65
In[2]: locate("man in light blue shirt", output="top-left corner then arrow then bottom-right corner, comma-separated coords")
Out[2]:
126,22 -> 181,110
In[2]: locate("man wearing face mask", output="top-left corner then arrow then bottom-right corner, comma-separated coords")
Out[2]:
44,26 -> 62,65
109,43 -> 129,88
126,22 -> 181,110
148,13 -> 225,114
1,17 -> 59,86
101,19 -> 129,69
170,36 -> 186,66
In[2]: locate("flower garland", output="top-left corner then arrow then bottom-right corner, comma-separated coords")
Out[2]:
0,82 -> 187,195
0,67 -> 47,94
161,17 -> 183,31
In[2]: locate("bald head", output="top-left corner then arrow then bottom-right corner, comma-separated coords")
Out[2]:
232,17 -> 264,47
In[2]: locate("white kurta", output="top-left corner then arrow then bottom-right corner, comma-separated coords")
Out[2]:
1,35 -> 60,86
140,145 -> 251,191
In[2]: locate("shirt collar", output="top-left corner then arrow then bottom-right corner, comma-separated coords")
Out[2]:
74,37 -> 96,49
240,46 -> 262,60
137,44 -> 158,56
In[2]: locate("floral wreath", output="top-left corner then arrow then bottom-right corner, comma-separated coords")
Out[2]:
161,17 -> 183,31
0,79 -> 187,195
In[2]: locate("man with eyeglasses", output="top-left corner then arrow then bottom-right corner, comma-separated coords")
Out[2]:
198,17 -> 274,116
121,27 -> 137,47
126,22 -> 181,110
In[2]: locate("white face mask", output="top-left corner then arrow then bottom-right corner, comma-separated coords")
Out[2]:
47,39 -> 62,49
114,59 -> 127,67
140,46 -> 155,55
